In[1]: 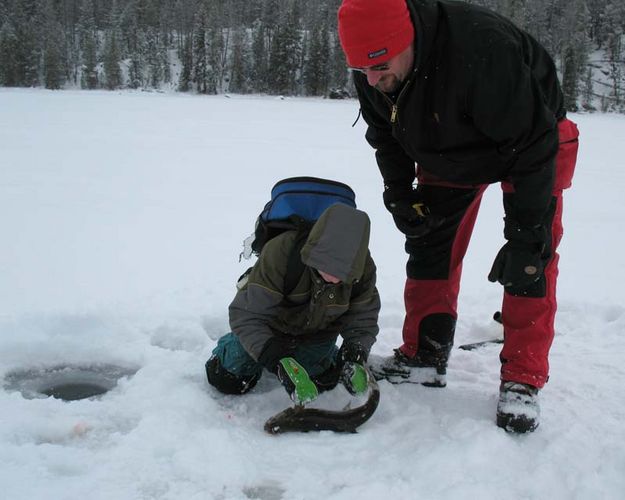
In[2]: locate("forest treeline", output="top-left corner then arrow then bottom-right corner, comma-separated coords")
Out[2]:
0,0 -> 624,112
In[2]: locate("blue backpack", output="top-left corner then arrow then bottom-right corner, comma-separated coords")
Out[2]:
240,177 -> 357,295
248,176 -> 357,256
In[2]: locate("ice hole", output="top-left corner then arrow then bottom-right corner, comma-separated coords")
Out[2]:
3,364 -> 138,401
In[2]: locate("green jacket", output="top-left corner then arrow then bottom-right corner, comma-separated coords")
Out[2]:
229,204 -> 380,364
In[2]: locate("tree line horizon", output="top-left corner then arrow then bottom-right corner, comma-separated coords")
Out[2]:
0,0 -> 624,112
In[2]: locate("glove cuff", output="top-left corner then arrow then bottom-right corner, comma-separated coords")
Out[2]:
383,184 -> 414,213
503,218 -> 547,245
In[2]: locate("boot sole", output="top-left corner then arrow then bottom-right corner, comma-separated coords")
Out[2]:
370,368 -> 446,387
496,412 -> 539,433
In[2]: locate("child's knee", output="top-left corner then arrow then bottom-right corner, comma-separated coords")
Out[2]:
205,356 -> 261,395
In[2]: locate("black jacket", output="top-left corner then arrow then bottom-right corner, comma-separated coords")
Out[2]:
354,0 -> 565,227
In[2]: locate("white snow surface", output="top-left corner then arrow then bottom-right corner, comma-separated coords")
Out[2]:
1,88 -> 624,500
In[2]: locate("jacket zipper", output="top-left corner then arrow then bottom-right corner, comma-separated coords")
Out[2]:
376,73 -> 415,125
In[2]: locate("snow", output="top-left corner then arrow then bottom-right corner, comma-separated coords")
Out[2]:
1,88 -> 624,500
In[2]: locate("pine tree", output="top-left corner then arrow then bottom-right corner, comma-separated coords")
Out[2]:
81,34 -> 98,89
581,66 -> 595,111
120,4 -> 146,90
103,30 -> 122,89
160,39 -> 171,85
207,8 -> 224,94
178,34 -> 192,91
266,2 -> 301,95
145,27 -> 162,88
229,26 -> 250,93
560,0 -> 591,111
0,21 -> 19,86
251,20 -> 267,92
602,1 -> 625,110
78,0 -> 99,89
328,29 -> 350,95
42,0 -> 66,90
562,46 -> 579,111
304,21 -> 330,96
192,4 -> 209,93
12,0 -> 40,87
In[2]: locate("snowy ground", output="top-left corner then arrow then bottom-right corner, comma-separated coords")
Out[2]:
1,88 -> 624,500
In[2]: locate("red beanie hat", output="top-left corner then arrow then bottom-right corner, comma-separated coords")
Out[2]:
338,0 -> 415,68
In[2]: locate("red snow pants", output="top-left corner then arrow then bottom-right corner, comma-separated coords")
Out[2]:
399,119 -> 579,388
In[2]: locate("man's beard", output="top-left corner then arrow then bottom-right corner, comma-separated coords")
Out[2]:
375,74 -> 402,93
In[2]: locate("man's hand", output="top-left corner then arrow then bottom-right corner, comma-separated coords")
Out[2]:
338,343 -> 369,395
276,357 -> 318,404
488,220 -> 547,289
383,185 -> 444,238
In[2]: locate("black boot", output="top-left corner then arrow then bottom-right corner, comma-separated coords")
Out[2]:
369,348 -> 447,386
496,381 -> 540,433
369,314 -> 455,387
205,356 -> 260,395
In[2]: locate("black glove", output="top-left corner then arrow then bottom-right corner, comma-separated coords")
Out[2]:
488,219 -> 547,289
257,338 -> 293,373
383,185 -> 444,238
338,343 -> 369,395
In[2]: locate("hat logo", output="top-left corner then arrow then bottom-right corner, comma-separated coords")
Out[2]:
368,48 -> 388,59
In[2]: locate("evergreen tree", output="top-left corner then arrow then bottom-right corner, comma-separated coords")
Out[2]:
560,0 -> 591,111
581,66 -> 595,111
251,20 -> 267,92
207,9 -> 224,93
261,0 -> 281,31
562,46 -> 580,111
0,21 -> 19,86
103,30 -> 122,89
78,0 -> 99,88
588,0 -> 610,47
145,27 -> 162,88
229,26 -> 250,93
160,38 -> 171,85
266,2 -> 301,95
81,34 -> 98,88
602,1 -> 625,110
304,20 -> 330,96
13,0 -> 40,87
192,4 -> 209,93
119,3 -> 146,89
42,1 -> 66,90
328,29 -> 349,95
178,33 -> 192,91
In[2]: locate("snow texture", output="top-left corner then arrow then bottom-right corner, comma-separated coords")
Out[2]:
1,88 -> 624,500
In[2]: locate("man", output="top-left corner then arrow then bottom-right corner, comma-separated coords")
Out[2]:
206,203 -> 381,405
338,0 -> 579,433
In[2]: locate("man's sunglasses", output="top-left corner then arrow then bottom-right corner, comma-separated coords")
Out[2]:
348,61 -> 391,74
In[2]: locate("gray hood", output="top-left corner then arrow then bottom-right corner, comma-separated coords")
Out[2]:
300,204 -> 371,284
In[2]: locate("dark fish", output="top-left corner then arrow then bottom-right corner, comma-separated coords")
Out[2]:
264,377 -> 380,434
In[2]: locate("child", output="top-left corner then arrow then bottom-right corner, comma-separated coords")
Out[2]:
206,203 -> 380,403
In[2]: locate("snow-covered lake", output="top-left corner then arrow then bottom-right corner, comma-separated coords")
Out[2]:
1,88 -> 624,499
